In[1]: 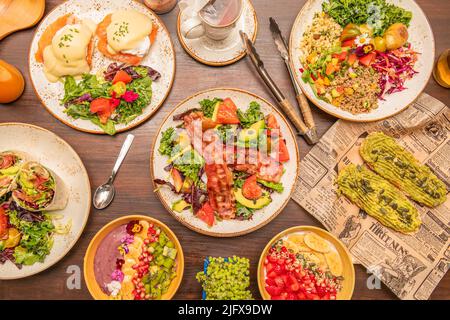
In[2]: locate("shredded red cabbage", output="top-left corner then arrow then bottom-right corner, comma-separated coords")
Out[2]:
0,248 -> 20,268
372,45 -> 418,99
64,93 -> 93,107
103,63 -> 126,81
104,63 -> 161,82
182,185 -> 207,214
154,179 -> 177,193
9,201 -> 45,223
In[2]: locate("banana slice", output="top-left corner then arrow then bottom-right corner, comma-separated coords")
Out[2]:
304,232 -> 331,253
287,233 -> 305,244
325,251 -> 343,277
287,233 -> 311,252
284,240 -> 298,252
316,253 -> 328,269
297,242 -> 313,252
301,252 -> 321,265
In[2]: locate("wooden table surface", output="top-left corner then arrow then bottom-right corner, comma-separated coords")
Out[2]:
0,0 -> 449,300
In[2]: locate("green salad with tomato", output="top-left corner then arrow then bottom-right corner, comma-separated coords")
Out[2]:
1,197 -> 70,268
61,63 -> 161,135
154,97 -> 290,227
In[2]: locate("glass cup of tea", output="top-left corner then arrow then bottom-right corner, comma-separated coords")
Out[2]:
181,0 -> 243,41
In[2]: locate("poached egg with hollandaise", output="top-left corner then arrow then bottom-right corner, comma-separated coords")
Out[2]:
96,10 -> 158,66
35,14 -> 96,82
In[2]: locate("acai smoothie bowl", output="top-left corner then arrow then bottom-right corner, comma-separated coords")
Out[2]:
84,215 -> 184,300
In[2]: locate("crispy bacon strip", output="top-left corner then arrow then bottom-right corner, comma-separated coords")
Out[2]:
205,164 -> 236,219
256,155 -> 284,183
232,150 -> 284,183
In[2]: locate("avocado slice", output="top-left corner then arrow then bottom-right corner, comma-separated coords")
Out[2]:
0,166 -> 19,176
171,199 -> 191,213
176,131 -> 191,148
211,100 -> 222,122
238,120 -> 265,143
168,145 -> 191,163
234,188 -> 271,209
18,172 -> 34,190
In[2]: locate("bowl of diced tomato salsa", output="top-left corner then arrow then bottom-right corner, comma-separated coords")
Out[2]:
258,226 -> 355,300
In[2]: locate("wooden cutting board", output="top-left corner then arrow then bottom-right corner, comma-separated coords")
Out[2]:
0,0 -> 45,40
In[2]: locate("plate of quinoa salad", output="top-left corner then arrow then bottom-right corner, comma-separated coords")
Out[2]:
290,0 -> 434,121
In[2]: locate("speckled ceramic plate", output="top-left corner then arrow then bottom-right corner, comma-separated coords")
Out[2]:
0,123 -> 91,280
290,0 -> 434,122
29,0 -> 175,134
177,0 -> 257,66
150,88 -> 299,237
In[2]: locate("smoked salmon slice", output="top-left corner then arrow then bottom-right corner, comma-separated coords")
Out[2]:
96,14 -> 158,66
35,13 -> 94,66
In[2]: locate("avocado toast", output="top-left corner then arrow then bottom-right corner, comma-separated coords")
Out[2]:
360,132 -> 447,207
336,164 -> 421,234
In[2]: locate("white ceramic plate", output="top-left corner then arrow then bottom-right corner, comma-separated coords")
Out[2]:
177,0 -> 257,66
29,0 -> 175,134
290,0 -> 434,122
0,123 -> 91,279
151,88 -> 299,237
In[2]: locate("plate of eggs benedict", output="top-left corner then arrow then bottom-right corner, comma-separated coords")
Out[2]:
29,0 -> 175,135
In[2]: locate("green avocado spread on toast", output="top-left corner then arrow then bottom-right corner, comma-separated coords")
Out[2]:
336,164 -> 421,234
360,132 -> 447,207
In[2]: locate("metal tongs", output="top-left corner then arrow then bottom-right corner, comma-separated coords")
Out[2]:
240,30 -> 318,145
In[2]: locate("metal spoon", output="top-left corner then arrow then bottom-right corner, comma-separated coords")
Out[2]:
93,134 -> 135,210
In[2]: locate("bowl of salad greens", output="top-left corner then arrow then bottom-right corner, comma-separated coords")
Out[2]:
151,88 -> 299,237
290,0 -> 434,122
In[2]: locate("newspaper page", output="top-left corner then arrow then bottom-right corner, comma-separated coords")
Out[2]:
292,93 -> 449,300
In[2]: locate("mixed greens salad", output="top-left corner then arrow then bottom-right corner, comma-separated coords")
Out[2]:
0,198 -> 69,268
322,0 -> 412,36
62,63 -> 161,135
155,97 -> 290,227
